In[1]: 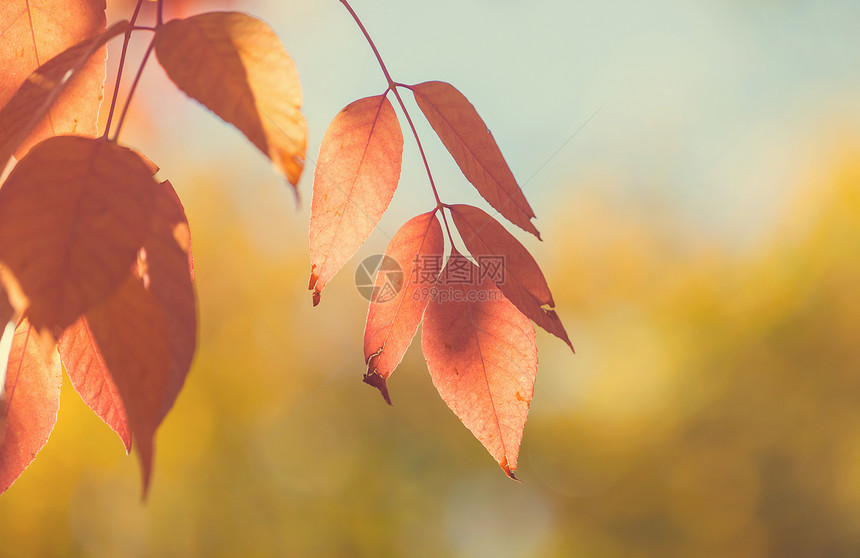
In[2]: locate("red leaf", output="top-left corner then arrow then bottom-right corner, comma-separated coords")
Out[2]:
450,204 -> 572,350
363,211 -> 444,403
308,94 -> 403,305
58,181 -> 195,451
143,180 -> 196,420
154,12 -> 307,193
0,136 -> 157,334
0,318 -> 62,494
0,0 -> 108,158
410,81 -> 539,238
421,251 -> 537,479
59,319 -> 131,451
85,275 -> 171,498
0,21 -> 127,173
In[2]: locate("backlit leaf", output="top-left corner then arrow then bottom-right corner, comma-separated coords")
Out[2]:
308,94 -> 403,305
363,211 -> 443,403
0,21 -> 128,172
0,0 -> 108,159
0,136 -> 156,334
154,12 -> 307,192
142,180 -> 196,420
59,319 -> 131,451
421,251 -> 537,479
410,81 -> 539,238
85,275 -> 171,498
0,318 -> 62,494
450,204 -> 572,350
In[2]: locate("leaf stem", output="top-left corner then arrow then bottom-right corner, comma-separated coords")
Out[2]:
340,0 -> 446,212
102,0 -> 145,139
338,0 -> 394,88
111,39 -> 155,142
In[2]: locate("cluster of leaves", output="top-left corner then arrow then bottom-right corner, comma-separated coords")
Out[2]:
310,3 -> 573,479
0,1 -> 306,497
0,0 -> 571,495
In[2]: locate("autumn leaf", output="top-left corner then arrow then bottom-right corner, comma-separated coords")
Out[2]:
0,318 -> 62,494
0,0 -> 108,159
85,274 -> 171,497
363,211 -> 443,403
409,81 -> 540,238
450,204 -> 573,350
421,251 -> 537,479
0,21 -> 128,173
57,180 -> 195,450
141,180 -> 196,420
154,11 -> 307,193
308,94 -> 403,305
0,136 -> 157,334
58,318 -> 131,450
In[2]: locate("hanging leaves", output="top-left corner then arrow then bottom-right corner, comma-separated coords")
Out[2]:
309,94 -> 404,306
0,318 -> 62,494
0,0 -> 571,494
0,136 -> 157,334
0,0 -> 108,158
154,11 -> 308,193
363,211 -> 443,403
410,81 -> 540,238
421,251 -> 537,479
450,204 -> 572,350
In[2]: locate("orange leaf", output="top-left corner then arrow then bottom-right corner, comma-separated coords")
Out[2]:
85,274 -> 171,498
59,318 -> 131,450
142,180 -> 196,420
0,136 -> 157,334
0,318 -> 62,494
0,0 -> 108,159
308,94 -> 403,305
57,180 -> 195,452
0,21 -> 127,172
154,12 -> 307,193
421,251 -> 537,479
450,204 -> 573,350
410,81 -> 540,238
363,211 -> 443,403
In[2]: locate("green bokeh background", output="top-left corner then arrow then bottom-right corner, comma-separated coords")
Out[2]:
2,0 -> 860,556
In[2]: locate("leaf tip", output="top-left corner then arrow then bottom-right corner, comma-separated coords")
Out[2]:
362,371 -> 392,405
289,183 -> 301,210
499,457 -> 520,482
308,269 -> 321,306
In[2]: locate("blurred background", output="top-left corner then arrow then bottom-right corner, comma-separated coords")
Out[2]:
2,0 -> 860,555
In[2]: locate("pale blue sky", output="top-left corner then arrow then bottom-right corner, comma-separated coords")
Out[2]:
130,0 -> 860,254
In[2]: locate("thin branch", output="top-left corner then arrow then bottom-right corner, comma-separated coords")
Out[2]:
340,0 -> 445,210
102,0 -> 145,138
111,39 -> 155,142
